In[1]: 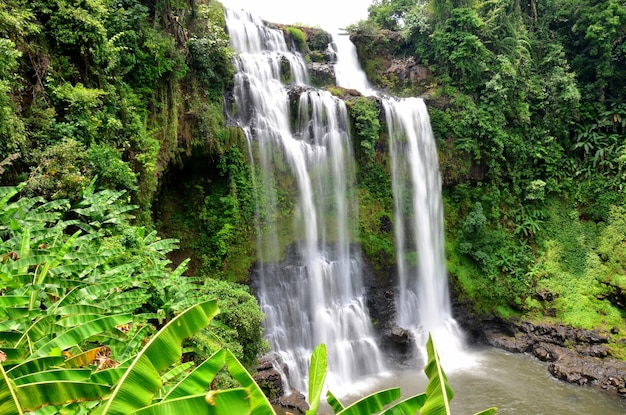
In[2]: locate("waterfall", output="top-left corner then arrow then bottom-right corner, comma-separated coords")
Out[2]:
331,32 -> 376,96
383,98 -> 466,367
226,9 -> 385,393
332,33 -> 468,367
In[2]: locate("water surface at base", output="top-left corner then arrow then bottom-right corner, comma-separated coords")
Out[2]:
342,347 -> 626,414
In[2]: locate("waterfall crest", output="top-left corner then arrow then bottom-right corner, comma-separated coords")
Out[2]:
332,29 -> 470,369
226,9 -> 385,393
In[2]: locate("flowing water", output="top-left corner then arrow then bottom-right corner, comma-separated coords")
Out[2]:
226,7 -> 624,412
226,9 -> 385,393
332,31 -> 468,367
358,347 -> 626,414
383,97 -> 467,367
331,32 -> 376,96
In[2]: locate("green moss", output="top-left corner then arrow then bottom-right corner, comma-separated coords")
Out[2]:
358,189 -> 395,278
326,86 -> 344,97
286,27 -> 307,53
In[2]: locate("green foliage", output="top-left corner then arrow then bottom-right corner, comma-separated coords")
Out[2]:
286,27 -> 307,53
347,97 -> 381,163
0,37 -> 25,163
100,300 -> 220,415
198,279 -> 268,369
555,0 -> 626,102
522,200 -> 626,350
31,0 -> 109,70
188,2 -> 234,100
449,196 -> 534,310
23,138 -> 138,201
84,144 -> 138,192
0,181 -> 266,378
49,82 -> 107,144
368,0 -> 416,31
430,7 -> 493,92
1,0 -> 235,222
23,139 -> 92,200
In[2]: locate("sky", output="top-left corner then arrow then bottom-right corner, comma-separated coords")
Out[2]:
219,0 -> 373,30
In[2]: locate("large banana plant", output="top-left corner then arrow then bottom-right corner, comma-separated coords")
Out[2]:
0,186 -> 214,414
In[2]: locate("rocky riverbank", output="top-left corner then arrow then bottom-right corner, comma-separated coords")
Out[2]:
462,314 -> 626,398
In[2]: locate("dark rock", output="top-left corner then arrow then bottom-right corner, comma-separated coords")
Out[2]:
254,353 -> 288,401
484,330 -> 532,353
308,62 -> 335,87
253,352 -> 309,414
275,390 -> 309,415
464,314 -> 626,397
380,215 -> 392,233
390,326 -> 412,344
534,290 -> 556,302
384,57 -> 431,85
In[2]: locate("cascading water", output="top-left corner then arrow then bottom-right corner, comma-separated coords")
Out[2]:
332,30 -> 468,367
383,98 -> 466,366
226,9 -> 385,393
331,32 -> 375,96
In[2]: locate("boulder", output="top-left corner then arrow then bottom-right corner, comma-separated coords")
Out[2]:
275,390 -> 309,415
253,353 -> 288,401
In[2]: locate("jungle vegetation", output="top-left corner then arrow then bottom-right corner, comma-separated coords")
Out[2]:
350,0 -> 626,358
0,0 -> 625,412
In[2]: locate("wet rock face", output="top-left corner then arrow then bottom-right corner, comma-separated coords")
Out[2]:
308,62 -> 335,87
254,353 -> 288,401
275,390 -> 308,415
253,353 -> 310,414
383,56 -> 431,85
473,316 -> 626,397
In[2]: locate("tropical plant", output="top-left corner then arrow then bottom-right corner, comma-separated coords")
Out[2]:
0,299 -> 265,414
0,180 -> 270,410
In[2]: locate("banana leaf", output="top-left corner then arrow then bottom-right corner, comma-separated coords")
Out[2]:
0,186 -> 20,210
336,388 -> 401,415
162,349 -> 226,401
56,314 -> 103,327
6,357 -> 65,378
132,389 -> 250,415
16,381 -> 109,411
326,390 -> 345,413
0,296 -> 29,309
0,363 -> 23,415
160,361 -> 195,384
13,369 -> 91,385
306,344 -> 327,415
380,393 -> 427,415
31,314 -> 132,358
90,368 -> 127,386
64,347 -> 106,368
15,315 -> 66,350
55,305 -> 106,316
224,349 -> 275,415
473,408 -> 498,415
420,334 -> 454,415
99,299 -> 219,415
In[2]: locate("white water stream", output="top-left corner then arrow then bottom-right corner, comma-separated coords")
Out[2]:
226,9 -> 385,394
331,33 -> 470,368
